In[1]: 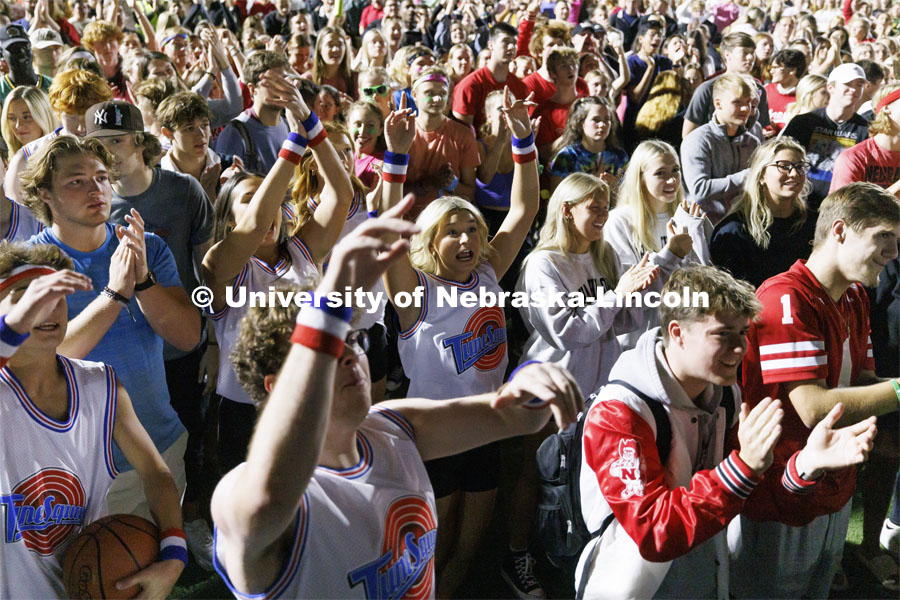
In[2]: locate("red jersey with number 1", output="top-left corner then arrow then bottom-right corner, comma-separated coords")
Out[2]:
740,260 -> 874,526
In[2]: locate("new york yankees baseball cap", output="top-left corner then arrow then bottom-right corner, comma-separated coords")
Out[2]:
84,101 -> 144,138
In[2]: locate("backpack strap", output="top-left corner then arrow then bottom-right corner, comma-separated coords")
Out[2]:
229,118 -> 257,172
575,380 -> 672,599
608,379 -> 672,466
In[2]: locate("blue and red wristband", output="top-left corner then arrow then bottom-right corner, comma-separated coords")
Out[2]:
278,132 -> 308,164
159,528 -> 188,567
290,294 -> 353,358
302,112 -> 327,147
382,151 -> 409,184
511,132 -> 537,164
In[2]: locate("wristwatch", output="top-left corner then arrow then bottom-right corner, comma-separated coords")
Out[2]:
134,270 -> 157,292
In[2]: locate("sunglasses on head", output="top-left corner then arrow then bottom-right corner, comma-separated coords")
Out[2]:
362,84 -> 389,96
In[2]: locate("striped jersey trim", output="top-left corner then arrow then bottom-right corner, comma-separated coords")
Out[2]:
316,432 -> 373,479
371,406 -> 416,441
103,365 -> 119,479
0,355 -> 79,432
398,270 -> 429,339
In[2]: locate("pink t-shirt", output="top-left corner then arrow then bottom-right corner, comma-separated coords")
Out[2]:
408,117 -> 481,213
830,137 -> 900,192
355,151 -> 383,190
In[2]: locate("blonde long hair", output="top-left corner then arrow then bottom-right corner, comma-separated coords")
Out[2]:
616,140 -> 683,254
409,197 -> 496,274
526,173 -> 619,286
728,138 -> 809,249
784,74 -> 827,122
1,86 -> 59,155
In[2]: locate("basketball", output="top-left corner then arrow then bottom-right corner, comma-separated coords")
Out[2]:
62,514 -> 159,599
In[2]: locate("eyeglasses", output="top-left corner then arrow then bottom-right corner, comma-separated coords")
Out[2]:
345,329 -> 370,354
361,84 -> 389,97
768,160 -> 810,175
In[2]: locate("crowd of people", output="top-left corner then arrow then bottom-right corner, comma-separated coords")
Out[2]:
0,0 -> 899,597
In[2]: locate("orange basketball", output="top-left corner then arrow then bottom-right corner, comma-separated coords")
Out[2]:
62,514 -> 158,599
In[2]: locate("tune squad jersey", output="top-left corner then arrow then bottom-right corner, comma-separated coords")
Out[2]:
399,263 -> 507,400
209,236 -> 320,404
308,191 -> 386,330
3,200 -> 43,242
741,260 -> 874,525
213,407 -> 437,599
0,357 -> 118,598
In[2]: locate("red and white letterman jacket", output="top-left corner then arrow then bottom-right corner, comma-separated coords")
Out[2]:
577,328 -> 764,600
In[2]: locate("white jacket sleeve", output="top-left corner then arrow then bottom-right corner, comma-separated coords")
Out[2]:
672,204 -> 714,266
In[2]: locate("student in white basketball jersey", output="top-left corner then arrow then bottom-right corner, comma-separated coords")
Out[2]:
0,242 -> 186,599
379,91 -> 540,597
210,200 -> 583,600
201,71 -> 353,473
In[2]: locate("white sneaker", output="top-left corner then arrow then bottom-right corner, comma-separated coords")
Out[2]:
184,518 -> 215,571
882,518 -> 900,555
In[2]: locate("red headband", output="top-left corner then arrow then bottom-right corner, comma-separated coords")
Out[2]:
0,265 -> 55,295
875,88 -> 900,115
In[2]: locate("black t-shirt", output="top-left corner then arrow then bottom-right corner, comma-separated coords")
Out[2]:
710,211 -> 816,289
781,108 -> 869,208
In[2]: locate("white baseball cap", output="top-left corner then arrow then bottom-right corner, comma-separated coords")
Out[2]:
29,28 -> 63,49
828,63 -> 866,85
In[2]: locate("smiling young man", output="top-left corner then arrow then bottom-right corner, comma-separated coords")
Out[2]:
682,33 -> 771,139
85,99 -> 216,569
0,243 -> 185,598
621,21 -> 672,146
576,265 -> 877,600
20,134 -> 201,523
452,22 -> 528,131
732,182 -> 900,598
764,49 -> 807,133
681,74 -> 760,225
780,63 -> 870,210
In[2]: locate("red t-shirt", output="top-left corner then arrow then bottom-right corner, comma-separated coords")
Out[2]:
741,260 -> 874,526
522,71 -> 590,109
764,83 -> 795,132
452,66 -> 529,132
359,5 -> 384,32
830,137 -> 900,192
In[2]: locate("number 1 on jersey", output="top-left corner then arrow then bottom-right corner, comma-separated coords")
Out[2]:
780,294 -> 794,325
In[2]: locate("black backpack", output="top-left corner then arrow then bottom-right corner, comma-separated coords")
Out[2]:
535,380 -> 735,593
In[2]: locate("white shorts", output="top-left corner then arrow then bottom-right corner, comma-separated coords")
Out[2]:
105,432 -> 188,519
727,500 -> 851,599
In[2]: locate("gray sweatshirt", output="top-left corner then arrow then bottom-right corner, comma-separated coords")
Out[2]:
680,119 -> 759,225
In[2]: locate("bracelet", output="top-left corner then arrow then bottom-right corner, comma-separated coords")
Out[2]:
506,360 -> 546,409
102,287 -> 135,322
301,112 -> 327,147
0,314 -> 29,362
382,151 -> 409,183
367,210 -> 379,219
511,132 -> 537,164
159,528 -> 188,567
278,132 -> 308,165
891,379 -> 900,405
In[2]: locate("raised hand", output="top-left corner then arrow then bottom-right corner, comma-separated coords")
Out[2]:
3,270 -> 93,334
258,71 -> 310,125
615,252 -> 659,295
117,208 -> 149,283
384,95 -> 416,154
797,403 -> 877,476
318,195 -> 420,296
737,398 -> 784,475
683,199 -> 706,220
493,362 -> 584,429
108,240 -> 136,298
499,87 -> 536,139
666,218 -> 693,259
200,162 -> 222,200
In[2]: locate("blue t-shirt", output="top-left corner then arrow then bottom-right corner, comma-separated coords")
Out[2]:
623,54 -> 673,132
214,109 -> 289,174
29,224 -> 186,472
